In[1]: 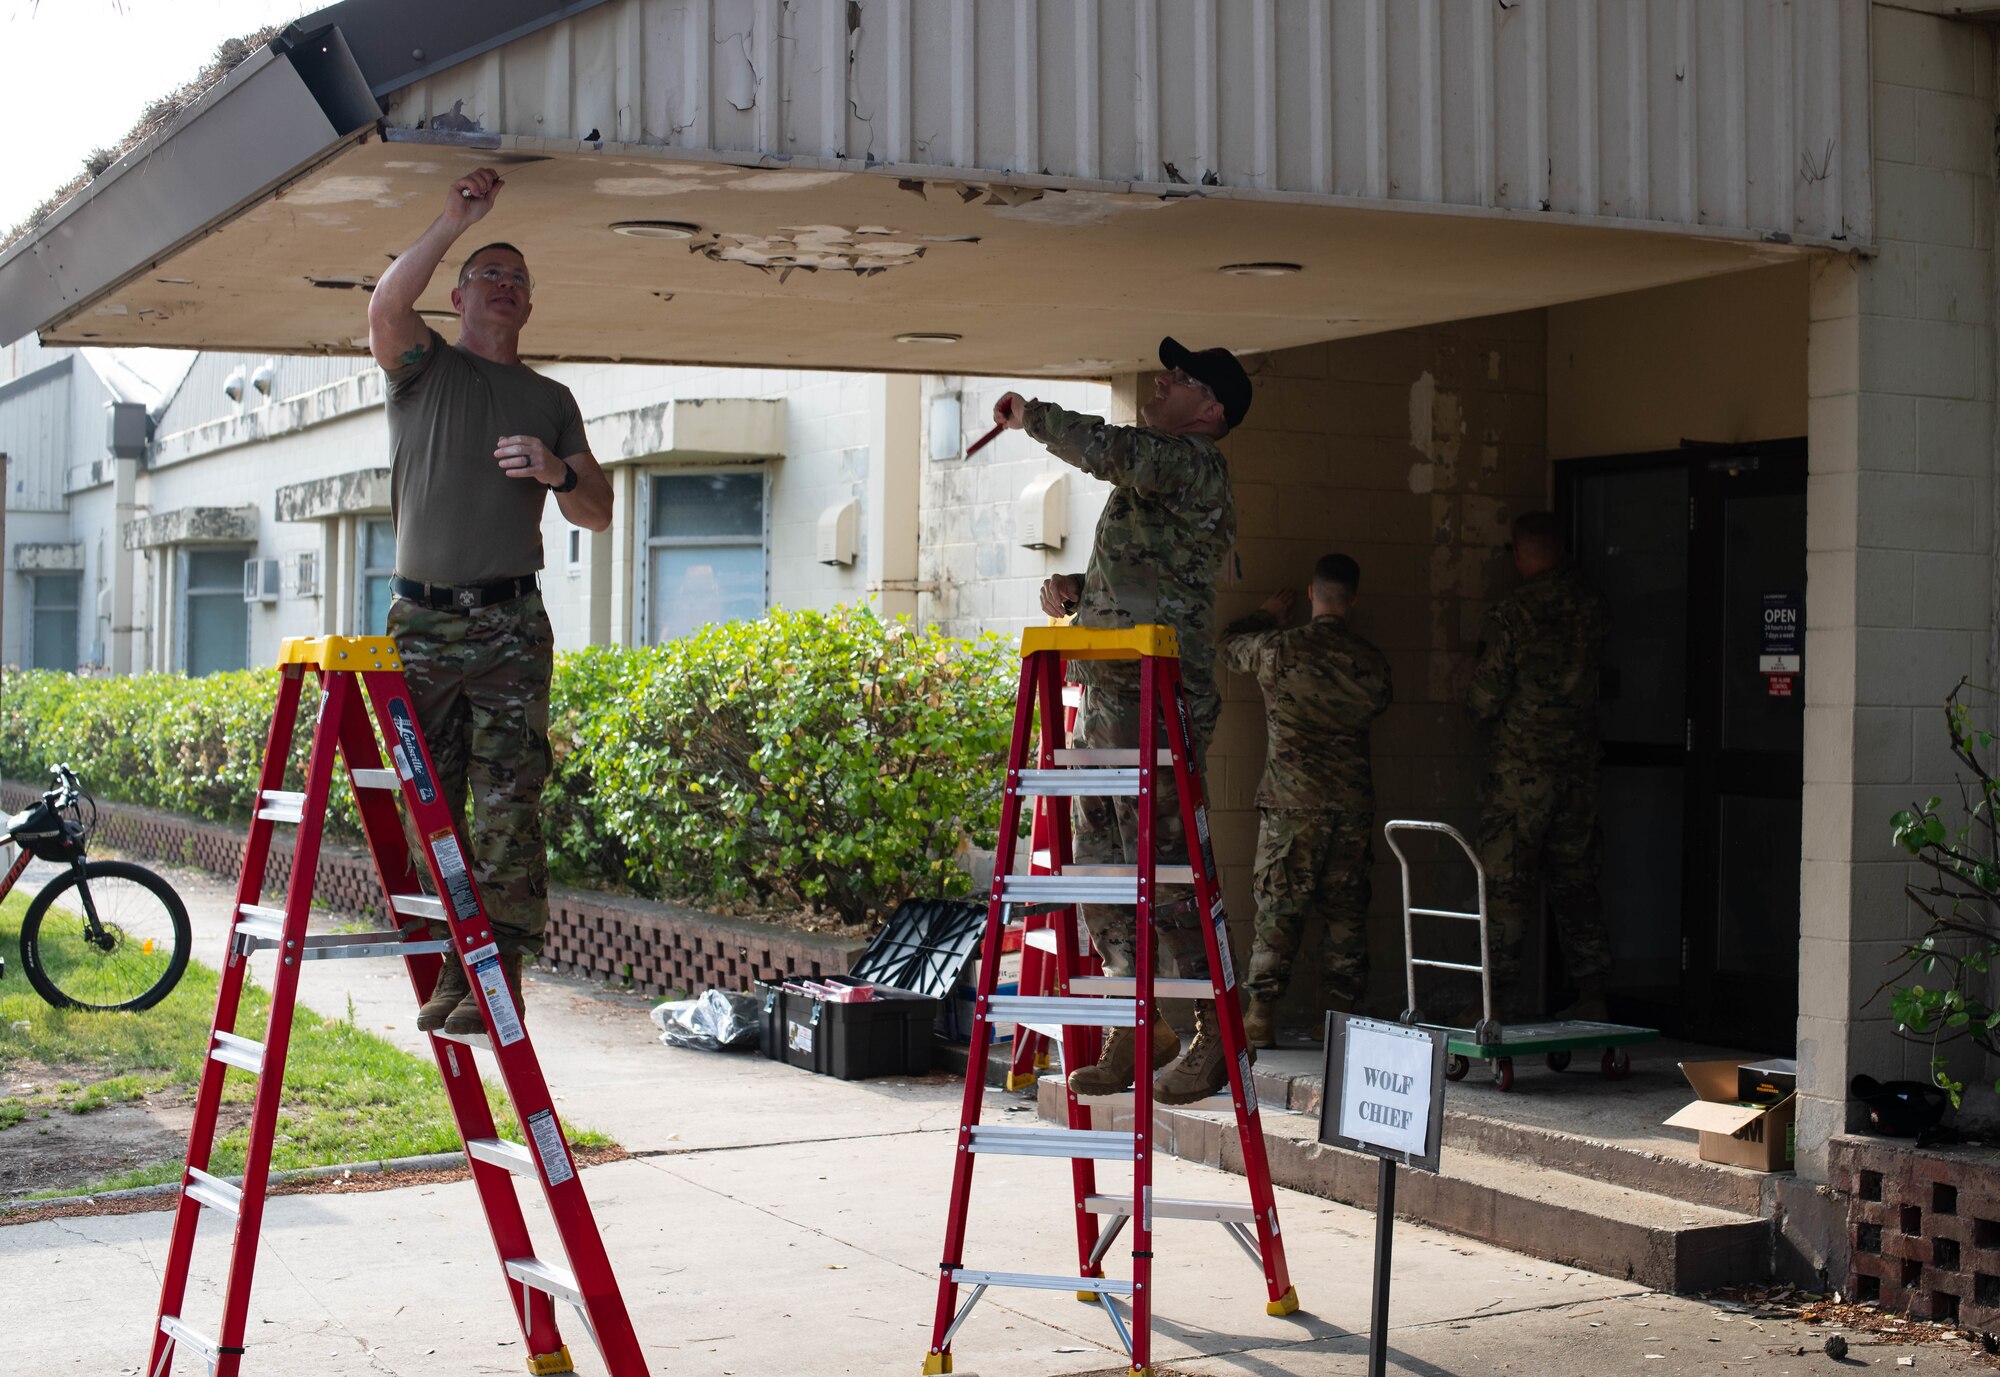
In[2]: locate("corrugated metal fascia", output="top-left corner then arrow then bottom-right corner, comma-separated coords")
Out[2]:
0,33 -> 380,346
291,0 -> 620,98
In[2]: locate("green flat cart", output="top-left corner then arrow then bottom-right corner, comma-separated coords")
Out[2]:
1384,819 -> 1659,1093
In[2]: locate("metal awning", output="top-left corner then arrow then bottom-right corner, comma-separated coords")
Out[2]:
1,0 -> 1844,375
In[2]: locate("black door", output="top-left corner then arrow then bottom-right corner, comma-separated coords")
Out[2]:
1562,441 -> 1805,1052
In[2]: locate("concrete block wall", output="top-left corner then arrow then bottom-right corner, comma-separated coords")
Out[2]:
1834,1134 -> 2000,1327
1798,6 -> 1998,1180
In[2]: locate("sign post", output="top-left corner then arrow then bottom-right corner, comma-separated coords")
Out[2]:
1318,1013 -> 1448,1377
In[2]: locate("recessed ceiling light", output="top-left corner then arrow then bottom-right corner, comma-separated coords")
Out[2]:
610,220 -> 702,240
895,332 -> 961,345
1219,261 -> 1303,276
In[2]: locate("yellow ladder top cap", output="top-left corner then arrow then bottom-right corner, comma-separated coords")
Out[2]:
278,635 -> 403,669
1020,624 -> 1179,661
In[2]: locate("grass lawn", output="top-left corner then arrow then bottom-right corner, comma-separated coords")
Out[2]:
0,888 -> 610,1198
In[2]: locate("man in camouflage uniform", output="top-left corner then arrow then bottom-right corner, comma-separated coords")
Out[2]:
1222,554 -> 1393,1048
367,166 -> 613,1034
992,337 -> 1248,1104
1468,510 -> 1614,1022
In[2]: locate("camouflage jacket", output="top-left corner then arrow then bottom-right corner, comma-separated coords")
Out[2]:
1024,401 -> 1234,713
1467,562 -> 1611,765
1221,609 -> 1393,810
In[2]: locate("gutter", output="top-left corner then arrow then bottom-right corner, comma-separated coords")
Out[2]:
0,27 -> 380,347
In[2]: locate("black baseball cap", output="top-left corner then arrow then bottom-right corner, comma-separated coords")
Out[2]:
1159,337 -> 1253,429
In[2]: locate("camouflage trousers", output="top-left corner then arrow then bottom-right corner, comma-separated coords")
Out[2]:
388,592 -> 555,957
1070,683 -> 1220,981
1247,808 -> 1373,1006
1475,755 -> 1610,987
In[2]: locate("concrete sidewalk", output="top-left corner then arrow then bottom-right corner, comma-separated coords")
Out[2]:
10,861 -> 1986,1375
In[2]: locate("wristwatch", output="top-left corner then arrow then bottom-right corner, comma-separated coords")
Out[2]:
549,459 -> 579,494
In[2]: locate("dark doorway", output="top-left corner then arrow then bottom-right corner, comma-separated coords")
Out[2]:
1561,440 -> 1805,1052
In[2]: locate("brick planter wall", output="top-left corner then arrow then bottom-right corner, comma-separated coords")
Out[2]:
1832,1135 -> 2000,1326
0,780 -> 863,997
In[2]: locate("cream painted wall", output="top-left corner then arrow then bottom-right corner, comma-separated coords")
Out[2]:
1548,262 -> 1811,460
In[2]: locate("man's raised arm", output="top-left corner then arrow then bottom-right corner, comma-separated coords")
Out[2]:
367,167 -> 503,371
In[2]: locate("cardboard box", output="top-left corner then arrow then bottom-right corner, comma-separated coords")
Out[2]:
1663,1059 -> 1797,1172
1737,1057 -> 1797,1106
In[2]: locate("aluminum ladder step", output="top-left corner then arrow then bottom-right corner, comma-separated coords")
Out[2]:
1050,747 -> 1172,767
183,1167 -> 242,1217
1085,1192 -> 1256,1224
966,1124 -> 1134,1160
1067,975 -> 1216,1000
210,1031 -> 265,1073
467,1137 -> 537,1177
506,1256 -> 583,1308
1015,767 -> 1141,797
1001,868 -> 1194,905
949,1268 -> 1133,1297
1048,1080 -> 1240,1114
389,893 -> 446,922
235,911 -> 449,961
987,994 -> 1137,1027
158,1315 -> 220,1366
435,1028 -> 493,1052
256,790 -> 306,823
349,767 -> 400,790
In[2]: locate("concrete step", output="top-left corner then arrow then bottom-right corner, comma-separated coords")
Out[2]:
1035,1076 -> 1772,1292
1246,1063 -> 1776,1218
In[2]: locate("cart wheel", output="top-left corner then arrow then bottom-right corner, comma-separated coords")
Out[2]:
1445,1054 -> 1470,1082
1492,1058 -> 1515,1092
1545,1050 -> 1572,1073
1399,1008 -> 1421,1027
1601,1048 -> 1631,1081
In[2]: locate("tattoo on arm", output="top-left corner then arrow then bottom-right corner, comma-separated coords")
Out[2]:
399,342 -> 427,366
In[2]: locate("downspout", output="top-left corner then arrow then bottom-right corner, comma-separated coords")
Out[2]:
107,401 -> 147,674
869,375 -> 923,621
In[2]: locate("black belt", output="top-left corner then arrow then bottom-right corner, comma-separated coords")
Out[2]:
391,573 -> 538,611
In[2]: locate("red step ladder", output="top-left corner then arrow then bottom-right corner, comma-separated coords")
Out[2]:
1004,679 -> 1100,1092
923,625 -> 1297,1377
145,636 -> 646,1377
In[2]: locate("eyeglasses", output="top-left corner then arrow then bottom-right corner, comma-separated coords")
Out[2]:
1163,368 -> 1214,399
461,263 -> 533,292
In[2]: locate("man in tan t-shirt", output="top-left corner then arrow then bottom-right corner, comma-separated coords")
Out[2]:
366,166 -> 612,1035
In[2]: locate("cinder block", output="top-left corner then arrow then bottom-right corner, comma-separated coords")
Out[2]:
1911,551 -> 1993,630
1851,706 -> 1914,786
1915,397 -> 1994,476
1854,547 -> 1916,628
1875,162 -> 1978,251
1855,626 -> 1977,707
1809,314 -> 1860,399
1862,314 -> 1990,401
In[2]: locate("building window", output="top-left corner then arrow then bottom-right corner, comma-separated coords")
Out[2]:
27,573 -> 79,672
181,546 -> 249,676
644,471 -> 767,644
357,518 -> 395,633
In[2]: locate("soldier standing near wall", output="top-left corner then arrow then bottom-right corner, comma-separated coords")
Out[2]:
1468,510 -> 1614,1021
1221,555 -> 1393,1048
992,338 -> 1249,1104
366,167 -> 614,1032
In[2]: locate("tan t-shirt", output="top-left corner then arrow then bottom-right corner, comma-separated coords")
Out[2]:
384,329 -> 588,585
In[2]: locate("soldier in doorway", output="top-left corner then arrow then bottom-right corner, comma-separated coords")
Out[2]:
1467,510 -> 1614,1021
1221,554 -> 1393,1048
991,338 -> 1249,1105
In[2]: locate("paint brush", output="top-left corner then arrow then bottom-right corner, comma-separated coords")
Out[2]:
964,421 -> 1006,458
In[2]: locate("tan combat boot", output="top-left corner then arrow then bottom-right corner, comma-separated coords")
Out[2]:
1154,1001 -> 1241,1105
1242,997 -> 1279,1050
444,952 -> 526,1035
1068,1011 -> 1180,1096
416,949 -> 470,1032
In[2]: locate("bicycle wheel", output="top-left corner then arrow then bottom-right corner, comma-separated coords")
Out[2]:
20,860 -> 192,1012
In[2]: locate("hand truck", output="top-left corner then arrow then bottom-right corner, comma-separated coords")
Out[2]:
1384,819 -> 1658,1092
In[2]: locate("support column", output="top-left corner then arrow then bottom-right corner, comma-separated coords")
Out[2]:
869,374 -> 921,621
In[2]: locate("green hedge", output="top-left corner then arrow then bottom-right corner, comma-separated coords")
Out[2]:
1,605 -> 1017,924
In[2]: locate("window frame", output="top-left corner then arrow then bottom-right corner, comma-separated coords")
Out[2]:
354,516 -> 396,635
175,544 -> 252,675
25,571 -> 81,672
636,467 -> 770,647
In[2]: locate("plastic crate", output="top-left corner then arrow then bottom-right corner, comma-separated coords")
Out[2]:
756,979 -> 938,1080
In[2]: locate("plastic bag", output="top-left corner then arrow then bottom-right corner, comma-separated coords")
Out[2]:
650,989 -> 761,1052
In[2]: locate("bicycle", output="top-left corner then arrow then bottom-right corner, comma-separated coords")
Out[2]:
3,764 -> 191,1012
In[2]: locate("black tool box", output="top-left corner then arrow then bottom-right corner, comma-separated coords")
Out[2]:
756,976 -> 937,1080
